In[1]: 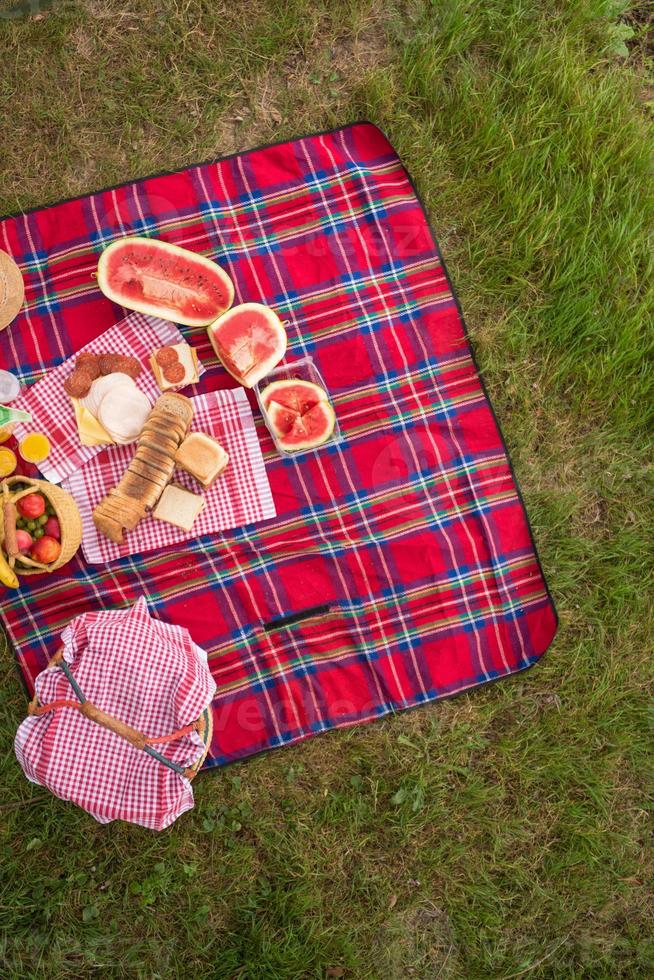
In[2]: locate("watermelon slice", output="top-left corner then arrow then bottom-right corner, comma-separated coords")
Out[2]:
208,303 -> 287,388
261,379 -> 327,415
265,399 -> 301,437
97,236 -> 234,327
276,401 -> 336,452
262,379 -> 336,451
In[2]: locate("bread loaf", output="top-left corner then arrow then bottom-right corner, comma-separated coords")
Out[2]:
93,393 -> 193,542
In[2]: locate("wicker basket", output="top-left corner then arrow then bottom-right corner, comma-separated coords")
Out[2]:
28,646 -> 214,781
2,475 -> 82,574
187,705 -> 213,780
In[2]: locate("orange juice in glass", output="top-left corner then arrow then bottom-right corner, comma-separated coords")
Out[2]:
19,431 -> 51,464
0,446 -> 17,476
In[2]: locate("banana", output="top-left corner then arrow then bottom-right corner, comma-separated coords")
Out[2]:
0,550 -> 19,589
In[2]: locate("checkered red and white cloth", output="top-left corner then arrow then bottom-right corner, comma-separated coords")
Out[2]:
14,598 -> 216,829
63,388 -> 275,563
11,312 -> 202,484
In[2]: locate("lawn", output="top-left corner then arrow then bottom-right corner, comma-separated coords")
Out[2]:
1,1 -> 653,977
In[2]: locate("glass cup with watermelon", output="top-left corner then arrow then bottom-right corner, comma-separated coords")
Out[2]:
254,357 -> 341,457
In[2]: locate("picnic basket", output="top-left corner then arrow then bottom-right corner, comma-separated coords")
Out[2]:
1,475 -> 82,573
27,647 -> 213,781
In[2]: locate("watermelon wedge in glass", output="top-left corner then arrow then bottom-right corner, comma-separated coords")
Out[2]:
255,356 -> 340,456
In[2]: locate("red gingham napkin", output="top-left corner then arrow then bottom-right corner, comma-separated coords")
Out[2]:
14,599 -> 217,829
11,312 -> 203,484
63,388 -> 276,563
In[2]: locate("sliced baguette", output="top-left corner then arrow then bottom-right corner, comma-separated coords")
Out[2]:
117,471 -> 165,510
138,430 -> 180,458
127,457 -> 171,489
101,494 -> 146,529
134,449 -> 176,480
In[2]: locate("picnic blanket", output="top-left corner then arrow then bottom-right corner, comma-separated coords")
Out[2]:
0,121 -> 557,768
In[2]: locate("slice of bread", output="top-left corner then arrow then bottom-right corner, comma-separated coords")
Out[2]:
117,471 -> 165,510
138,429 -> 180,458
175,432 -> 229,488
152,392 -> 193,428
152,483 -> 205,531
141,416 -> 186,441
134,443 -> 176,471
127,457 -> 170,489
100,493 -> 146,529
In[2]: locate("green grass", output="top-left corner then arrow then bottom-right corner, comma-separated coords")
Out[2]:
1,1 -> 653,976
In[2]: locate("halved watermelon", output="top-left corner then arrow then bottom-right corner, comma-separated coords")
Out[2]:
208,303 -> 286,388
97,236 -> 234,327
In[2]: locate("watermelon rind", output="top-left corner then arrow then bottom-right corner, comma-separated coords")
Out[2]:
97,236 -> 235,327
208,302 -> 287,388
276,400 -> 336,452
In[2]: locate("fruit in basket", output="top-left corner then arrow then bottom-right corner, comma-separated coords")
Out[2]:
17,492 -> 46,519
208,303 -> 286,388
15,530 -> 33,554
30,535 -> 61,565
97,236 -> 234,327
44,516 -> 60,540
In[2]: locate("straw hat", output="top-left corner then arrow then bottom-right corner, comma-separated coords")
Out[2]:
0,249 -> 24,331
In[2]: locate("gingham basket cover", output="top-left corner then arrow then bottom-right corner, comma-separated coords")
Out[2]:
15,599 -> 217,829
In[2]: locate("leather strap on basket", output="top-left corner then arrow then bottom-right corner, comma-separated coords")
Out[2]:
27,648 -> 203,778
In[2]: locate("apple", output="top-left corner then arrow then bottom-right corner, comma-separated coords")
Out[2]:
15,530 -> 33,554
44,516 -> 60,540
17,493 -> 46,520
30,535 -> 61,565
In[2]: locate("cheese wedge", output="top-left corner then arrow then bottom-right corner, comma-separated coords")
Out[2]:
72,398 -> 113,447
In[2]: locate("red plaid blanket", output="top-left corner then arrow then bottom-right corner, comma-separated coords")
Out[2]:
0,122 -> 557,768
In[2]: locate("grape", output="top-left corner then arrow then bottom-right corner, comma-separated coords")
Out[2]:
16,517 -> 25,529
27,520 -> 36,531
38,514 -> 48,525
34,528 -> 44,538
